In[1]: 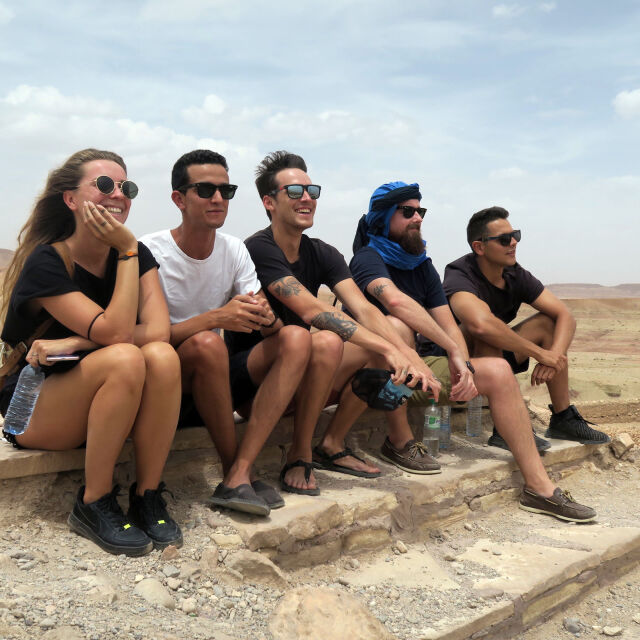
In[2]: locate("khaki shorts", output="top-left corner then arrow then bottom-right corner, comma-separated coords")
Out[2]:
408,356 -> 452,406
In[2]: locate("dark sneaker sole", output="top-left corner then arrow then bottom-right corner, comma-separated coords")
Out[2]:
207,495 -> 270,517
379,453 -> 442,475
148,534 -> 183,551
488,433 -> 551,453
544,428 -> 611,445
68,512 -> 153,556
518,502 -> 597,523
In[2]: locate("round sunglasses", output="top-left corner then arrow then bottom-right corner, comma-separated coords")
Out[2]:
84,175 -> 139,200
482,230 -> 521,246
396,205 -> 427,219
178,182 -> 238,200
269,184 -> 321,200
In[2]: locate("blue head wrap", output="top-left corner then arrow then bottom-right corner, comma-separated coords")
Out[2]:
353,181 -> 427,270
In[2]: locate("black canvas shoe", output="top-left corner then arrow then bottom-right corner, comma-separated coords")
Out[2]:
545,405 -> 611,444
519,486 -> 596,523
488,427 -> 551,453
68,486 -> 153,556
127,482 -> 183,549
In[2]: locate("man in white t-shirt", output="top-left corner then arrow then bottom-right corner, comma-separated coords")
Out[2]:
141,150 -> 312,517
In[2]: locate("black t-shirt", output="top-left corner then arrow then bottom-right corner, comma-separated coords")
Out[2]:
442,253 -> 544,324
1,242 -> 158,412
349,247 -> 447,313
225,226 -> 352,355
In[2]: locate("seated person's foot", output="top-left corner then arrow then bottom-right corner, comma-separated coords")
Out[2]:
379,437 -> 441,475
280,459 -> 320,496
248,468 -> 285,509
488,427 -> 551,453
545,405 -> 610,444
208,482 -> 270,517
312,444 -> 381,477
519,486 -> 596,523
68,486 -> 153,557
127,482 -> 183,549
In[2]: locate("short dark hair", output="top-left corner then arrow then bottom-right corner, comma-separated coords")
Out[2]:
171,149 -> 228,191
466,206 -> 510,252
255,151 -> 308,219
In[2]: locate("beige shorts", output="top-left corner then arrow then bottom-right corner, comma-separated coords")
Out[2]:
408,356 -> 452,406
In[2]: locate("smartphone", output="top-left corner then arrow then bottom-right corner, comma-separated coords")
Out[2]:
46,354 -> 80,362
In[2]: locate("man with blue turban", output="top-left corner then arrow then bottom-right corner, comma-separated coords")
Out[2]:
315,181 -> 597,522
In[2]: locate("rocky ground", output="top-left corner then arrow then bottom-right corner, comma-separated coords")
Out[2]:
0,437 -> 638,640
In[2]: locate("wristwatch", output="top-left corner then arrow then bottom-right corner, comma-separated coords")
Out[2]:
465,360 -> 476,374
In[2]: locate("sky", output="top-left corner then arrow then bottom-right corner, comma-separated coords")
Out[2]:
0,0 -> 638,285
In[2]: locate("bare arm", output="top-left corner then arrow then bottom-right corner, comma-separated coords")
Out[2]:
268,276 -> 412,385
134,268 -> 171,345
367,278 -> 476,401
449,290 -> 567,370
529,289 -> 576,354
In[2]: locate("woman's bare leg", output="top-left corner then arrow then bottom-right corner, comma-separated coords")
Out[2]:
17,344 -> 146,503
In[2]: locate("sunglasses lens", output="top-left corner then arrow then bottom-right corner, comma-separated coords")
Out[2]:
195,183 -> 216,198
95,175 -> 115,195
513,230 -> 521,242
307,185 -> 321,199
121,180 -> 138,199
286,185 -> 304,199
219,184 -> 237,200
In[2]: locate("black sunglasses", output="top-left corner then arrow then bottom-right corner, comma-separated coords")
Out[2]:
396,205 -> 427,219
178,182 -> 238,200
483,230 -> 521,246
269,184 -> 321,200
87,176 -> 138,200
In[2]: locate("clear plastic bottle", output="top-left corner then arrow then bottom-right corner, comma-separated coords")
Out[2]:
466,394 -> 483,437
3,365 -> 44,436
423,399 -> 440,456
439,405 -> 451,450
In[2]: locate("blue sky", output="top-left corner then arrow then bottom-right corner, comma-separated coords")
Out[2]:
1,0 -> 638,285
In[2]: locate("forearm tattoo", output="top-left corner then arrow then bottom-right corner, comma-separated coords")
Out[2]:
372,283 -> 388,299
311,311 -> 357,341
272,276 -> 304,298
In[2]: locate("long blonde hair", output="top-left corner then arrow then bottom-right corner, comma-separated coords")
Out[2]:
1,149 -> 127,322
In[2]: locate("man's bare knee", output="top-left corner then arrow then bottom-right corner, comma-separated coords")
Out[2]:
178,331 -> 229,379
311,330 -> 344,364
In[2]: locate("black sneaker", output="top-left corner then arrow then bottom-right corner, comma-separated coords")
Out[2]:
127,482 -> 183,550
488,428 -> 551,453
68,486 -> 153,556
545,405 -> 611,444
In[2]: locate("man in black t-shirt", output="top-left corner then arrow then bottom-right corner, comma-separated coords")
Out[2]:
238,152 -> 438,495
326,182 -> 596,523
444,206 -> 609,446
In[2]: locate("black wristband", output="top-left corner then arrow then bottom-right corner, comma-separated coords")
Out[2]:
465,360 -> 476,374
118,251 -> 138,261
264,316 -> 278,329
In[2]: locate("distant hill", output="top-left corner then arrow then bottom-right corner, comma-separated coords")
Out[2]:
0,248 -> 13,270
547,283 -> 640,299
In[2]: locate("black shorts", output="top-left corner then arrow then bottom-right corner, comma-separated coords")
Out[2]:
177,348 -> 259,428
503,350 -> 529,374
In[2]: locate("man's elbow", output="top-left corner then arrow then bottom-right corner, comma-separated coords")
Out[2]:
462,316 -> 490,339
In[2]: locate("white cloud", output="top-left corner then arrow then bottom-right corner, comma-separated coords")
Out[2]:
612,88 -> 640,118
538,2 -> 556,13
492,4 -> 525,18
489,167 -> 526,179
0,2 -> 14,24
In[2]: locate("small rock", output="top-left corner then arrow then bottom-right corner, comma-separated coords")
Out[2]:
632,614 -> 640,624
563,617 -> 582,634
179,562 -> 201,580
346,558 -> 360,570
464,523 -> 473,531
181,598 -> 197,614
417,629 -> 439,640
200,547 -> 219,572
87,584 -> 118,604
225,550 -> 288,588
163,564 -> 180,578
166,578 -> 182,590
492,549 -> 502,556
134,574 -> 144,583
39,618 -> 56,629
337,577 -> 351,586
474,587 -> 504,599
42,627 -> 85,640
610,433 -> 634,459
443,553 -> 457,562
602,627 -> 623,636
211,533 -> 243,548
161,545 -> 180,561
206,514 -> 227,529
133,578 -> 175,610
394,541 -> 408,554
455,567 -> 465,575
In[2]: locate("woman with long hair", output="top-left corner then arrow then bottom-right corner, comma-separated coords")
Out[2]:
1,149 -> 182,556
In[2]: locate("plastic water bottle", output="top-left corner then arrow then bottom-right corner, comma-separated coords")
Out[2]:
466,394 -> 483,437
3,365 -> 44,436
423,399 -> 440,456
439,405 -> 451,450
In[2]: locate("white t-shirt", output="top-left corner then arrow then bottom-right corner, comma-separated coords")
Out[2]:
139,229 -> 261,331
